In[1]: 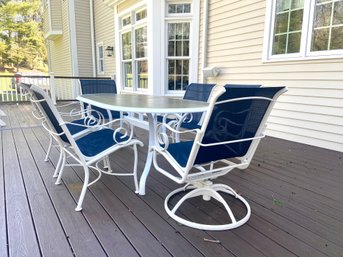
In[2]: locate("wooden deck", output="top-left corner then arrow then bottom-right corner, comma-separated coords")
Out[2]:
0,102 -> 342,257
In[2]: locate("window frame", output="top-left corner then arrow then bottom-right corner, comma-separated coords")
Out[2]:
263,0 -> 343,62
164,0 -> 199,95
96,42 -> 105,75
115,0 -> 199,96
118,6 -> 148,92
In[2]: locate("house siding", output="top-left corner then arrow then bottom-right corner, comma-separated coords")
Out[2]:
42,0 -> 62,36
74,0 -> 93,77
48,0 -> 73,99
117,0 -> 139,13
50,0 -> 63,32
94,0 -> 116,77
200,0 -> 343,152
48,0 -> 71,76
42,5 -> 49,35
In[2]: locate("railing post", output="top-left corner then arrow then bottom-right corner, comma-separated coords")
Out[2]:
49,72 -> 56,104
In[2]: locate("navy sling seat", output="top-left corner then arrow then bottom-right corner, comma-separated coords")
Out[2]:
79,79 -> 121,120
152,85 -> 287,230
30,85 -> 143,211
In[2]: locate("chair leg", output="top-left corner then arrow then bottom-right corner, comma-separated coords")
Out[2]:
164,183 -> 251,231
103,156 -> 112,172
44,134 -> 53,161
55,151 -> 67,185
53,146 -> 64,178
75,165 -> 90,211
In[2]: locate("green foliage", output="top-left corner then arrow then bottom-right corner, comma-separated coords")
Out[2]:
0,0 -> 47,71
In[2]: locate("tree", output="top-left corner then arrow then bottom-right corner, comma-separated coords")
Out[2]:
0,0 -> 47,71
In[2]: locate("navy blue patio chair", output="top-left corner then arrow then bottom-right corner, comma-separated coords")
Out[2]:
158,83 -> 216,141
30,85 -> 143,211
79,79 -> 122,120
152,85 -> 287,230
20,82 -> 103,178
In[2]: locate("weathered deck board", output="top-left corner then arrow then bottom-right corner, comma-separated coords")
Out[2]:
3,108 -> 41,257
0,121 -> 7,257
1,102 -> 343,257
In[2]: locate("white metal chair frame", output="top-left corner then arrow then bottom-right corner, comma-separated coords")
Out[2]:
21,83 -> 107,178
30,85 -> 143,211
152,86 -> 287,230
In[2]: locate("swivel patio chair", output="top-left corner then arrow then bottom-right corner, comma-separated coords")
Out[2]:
79,79 -> 122,120
30,85 -> 143,211
152,85 -> 287,230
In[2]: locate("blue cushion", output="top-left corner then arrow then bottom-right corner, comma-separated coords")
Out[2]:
80,79 -> 120,120
66,118 -> 96,136
83,104 -> 121,120
157,83 -> 216,128
167,140 -> 247,167
184,83 -> 216,102
156,115 -> 175,124
80,79 -> 117,94
167,141 -> 193,167
180,121 -> 201,130
76,128 -> 129,157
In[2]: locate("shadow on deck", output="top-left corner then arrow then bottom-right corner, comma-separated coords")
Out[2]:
0,102 -> 342,257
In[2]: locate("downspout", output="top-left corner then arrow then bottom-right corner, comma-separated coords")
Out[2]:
68,1 -> 79,77
201,0 -> 209,83
90,0 -> 96,77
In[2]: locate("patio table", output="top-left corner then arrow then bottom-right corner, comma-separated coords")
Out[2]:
76,93 -> 209,195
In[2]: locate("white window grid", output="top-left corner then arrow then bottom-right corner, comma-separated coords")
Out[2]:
264,0 -> 343,61
119,8 -> 148,91
96,43 -> 104,75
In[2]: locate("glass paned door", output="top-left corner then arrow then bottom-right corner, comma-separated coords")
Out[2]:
122,31 -> 132,88
167,22 -> 190,91
135,26 -> 148,89
120,8 -> 148,91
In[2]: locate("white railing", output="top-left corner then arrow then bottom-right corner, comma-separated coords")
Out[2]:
0,73 -> 112,103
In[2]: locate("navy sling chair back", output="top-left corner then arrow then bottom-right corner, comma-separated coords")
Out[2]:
30,85 -> 143,211
152,85 -> 287,230
79,79 -> 121,120
158,83 -> 216,142
180,83 -> 217,128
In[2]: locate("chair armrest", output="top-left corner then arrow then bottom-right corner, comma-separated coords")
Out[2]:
155,122 -> 200,150
55,101 -> 80,109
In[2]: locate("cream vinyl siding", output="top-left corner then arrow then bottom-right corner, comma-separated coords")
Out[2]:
117,0 -> 140,13
50,0 -> 62,31
42,6 -> 49,35
200,0 -> 343,152
42,0 -> 62,36
94,1 -> 116,76
48,1 -> 73,99
74,0 -> 93,76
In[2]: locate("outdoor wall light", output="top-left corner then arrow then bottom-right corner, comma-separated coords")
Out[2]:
105,46 -> 114,57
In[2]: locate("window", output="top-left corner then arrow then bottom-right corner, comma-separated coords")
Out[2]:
96,43 -> 104,75
119,8 -> 148,91
166,1 -> 194,92
264,0 -> 343,60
